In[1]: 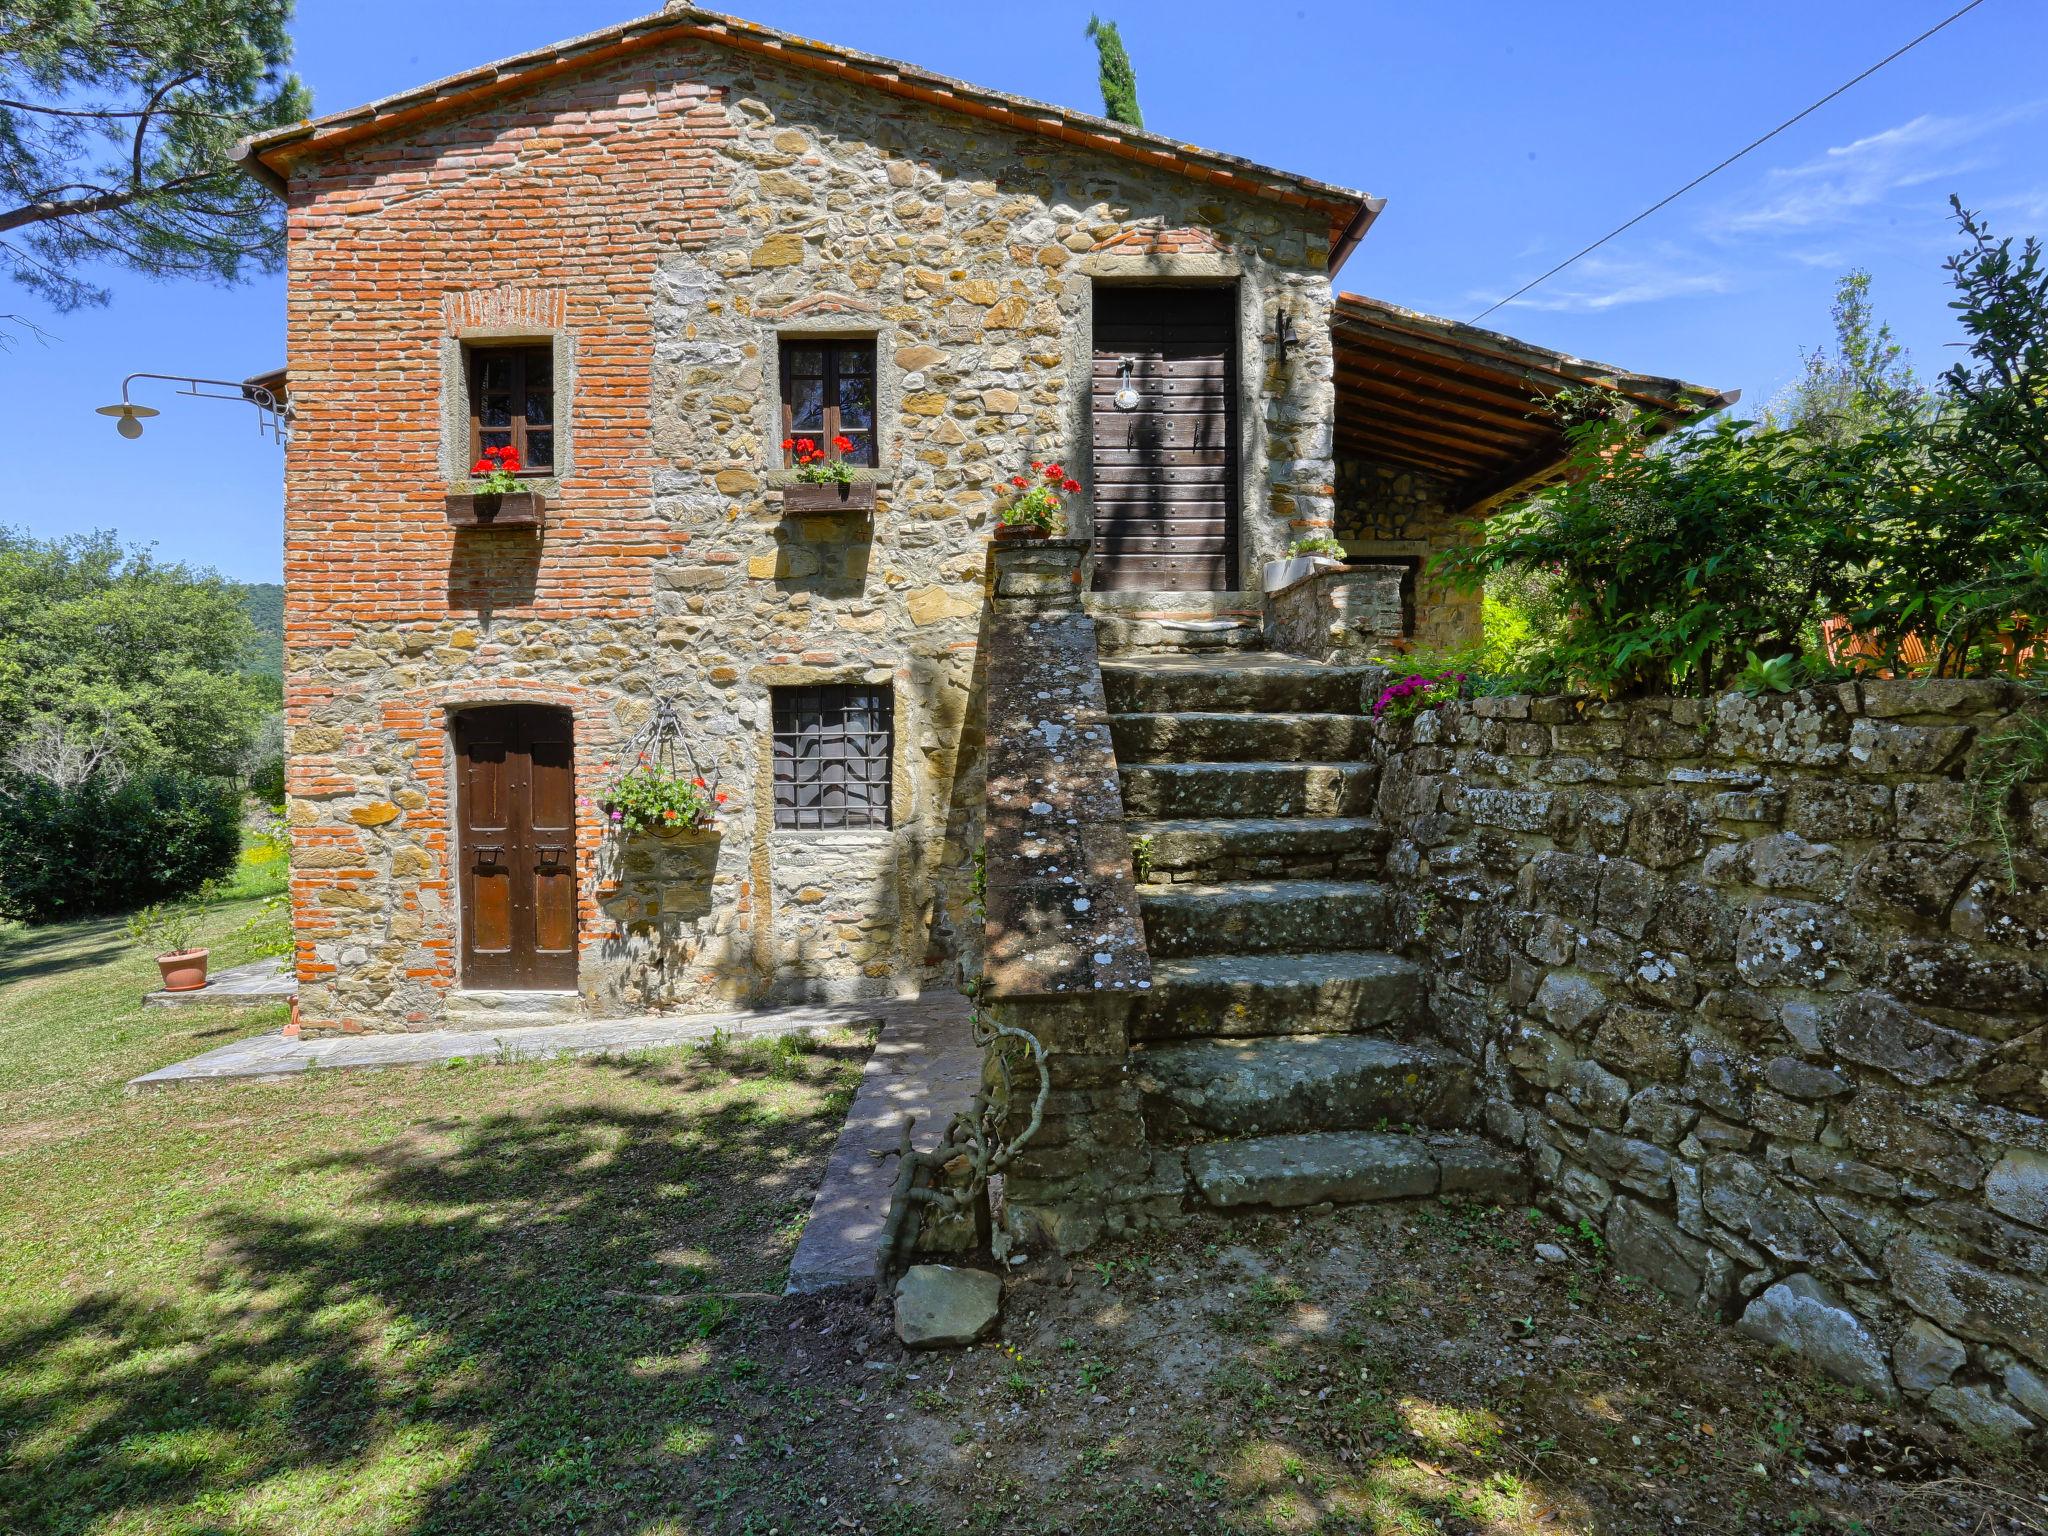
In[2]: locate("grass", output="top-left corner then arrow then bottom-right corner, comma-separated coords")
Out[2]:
2,891 -> 2038,1536
0,894 -> 873,1534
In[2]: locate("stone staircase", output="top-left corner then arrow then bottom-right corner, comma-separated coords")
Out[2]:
1096,643 -> 1527,1213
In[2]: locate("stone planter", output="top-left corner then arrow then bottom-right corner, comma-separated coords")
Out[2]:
783,480 -> 875,515
446,489 -> 545,528
155,947 -> 209,992
1262,554 -> 1346,594
987,535 -> 1091,612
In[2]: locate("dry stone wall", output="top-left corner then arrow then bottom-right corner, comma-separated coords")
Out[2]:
278,36 -> 1334,1029
1333,459 -> 1477,651
1372,681 -> 2048,1441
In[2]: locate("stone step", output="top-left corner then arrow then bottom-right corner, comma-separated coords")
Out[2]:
1084,589 -> 1261,617
1134,1033 -> 1475,1141
443,989 -> 585,1026
1092,616 -> 1263,657
1112,711 -> 1378,763
1120,761 -> 1377,820
1188,1131 -> 1528,1210
1130,815 -> 1384,884
1139,879 -> 1392,957
1100,652 -> 1385,715
1131,950 -> 1423,1040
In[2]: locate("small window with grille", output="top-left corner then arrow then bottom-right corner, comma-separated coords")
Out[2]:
466,342 -> 555,474
772,684 -> 893,830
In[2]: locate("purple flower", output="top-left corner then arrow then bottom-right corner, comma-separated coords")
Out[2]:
611,809 -> 623,822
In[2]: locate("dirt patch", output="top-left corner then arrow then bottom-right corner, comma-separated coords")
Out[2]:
689,1198 -> 2041,1535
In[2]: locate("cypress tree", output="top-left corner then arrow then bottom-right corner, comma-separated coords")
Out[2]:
1084,15 -> 1144,130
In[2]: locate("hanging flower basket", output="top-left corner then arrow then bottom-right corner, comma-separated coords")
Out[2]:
586,699 -> 727,838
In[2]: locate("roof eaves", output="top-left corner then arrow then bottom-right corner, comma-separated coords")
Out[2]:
233,6 -> 1380,263
1333,291 -> 1734,415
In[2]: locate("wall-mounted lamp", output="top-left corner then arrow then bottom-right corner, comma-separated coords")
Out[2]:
1113,356 -> 1141,411
96,372 -> 292,444
1275,310 -> 1298,365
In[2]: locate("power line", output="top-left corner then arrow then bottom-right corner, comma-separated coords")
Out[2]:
1469,0 -> 1991,323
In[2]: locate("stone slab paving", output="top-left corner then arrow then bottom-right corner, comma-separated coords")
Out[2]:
144,958 -> 297,1009
785,992 -> 980,1295
128,992 -> 963,1093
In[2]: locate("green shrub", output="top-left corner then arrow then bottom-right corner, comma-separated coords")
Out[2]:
1440,202 -> 2047,696
0,771 -> 241,924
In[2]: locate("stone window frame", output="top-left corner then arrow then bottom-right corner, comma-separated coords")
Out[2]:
439,328 -> 576,493
1063,252 -> 1275,586
756,316 -> 896,491
750,663 -> 911,845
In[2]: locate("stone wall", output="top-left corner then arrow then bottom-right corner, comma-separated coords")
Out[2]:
1372,681 -> 2048,1440
276,34 -> 1335,1029
977,541 -> 1184,1252
1264,565 -> 1406,662
1333,459 -> 1479,652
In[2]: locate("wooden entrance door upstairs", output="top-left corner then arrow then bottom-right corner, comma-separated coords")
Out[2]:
1090,286 -> 1240,592
453,705 -> 578,990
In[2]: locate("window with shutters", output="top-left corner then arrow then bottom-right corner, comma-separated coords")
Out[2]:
771,684 -> 892,830
466,342 -> 556,474
778,340 -> 877,467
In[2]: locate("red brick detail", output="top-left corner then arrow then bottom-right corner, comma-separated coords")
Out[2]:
442,286 -> 568,332
1089,225 -> 1225,256
281,45 -> 744,1015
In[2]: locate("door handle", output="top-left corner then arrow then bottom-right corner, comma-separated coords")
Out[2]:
473,845 -> 504,866
535,845 -> 569,868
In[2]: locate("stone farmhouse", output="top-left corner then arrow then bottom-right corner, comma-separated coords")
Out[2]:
238,6 -> 1719,1035
237,11 -> 2048,1434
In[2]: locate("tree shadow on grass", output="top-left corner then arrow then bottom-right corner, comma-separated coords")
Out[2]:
0,914 -> 127,987
0,1047 -> 890,1536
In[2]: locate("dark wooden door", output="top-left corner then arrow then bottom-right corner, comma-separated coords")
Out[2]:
454,705 -> 578,990
1091,286 -> 1240,591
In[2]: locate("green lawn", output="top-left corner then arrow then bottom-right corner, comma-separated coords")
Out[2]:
0,894 -> 874,1535
1,894 -> 2034,1536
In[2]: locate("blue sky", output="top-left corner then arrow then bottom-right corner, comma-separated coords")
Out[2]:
7,0 -> 2044,583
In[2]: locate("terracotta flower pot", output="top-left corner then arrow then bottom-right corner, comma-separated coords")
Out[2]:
156,948 -> 209,992
993,523 -> 1052,542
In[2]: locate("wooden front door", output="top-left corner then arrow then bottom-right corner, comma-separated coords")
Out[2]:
1090,286 -> 1240,591
453,705 -> 578,990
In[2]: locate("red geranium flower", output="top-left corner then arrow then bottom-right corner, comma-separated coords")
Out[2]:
693,777 -> 707,789
1010,475 -> 1028,488
1062,478 -> 1081,493
472,459 -> 491,475
781,437 -> 795,451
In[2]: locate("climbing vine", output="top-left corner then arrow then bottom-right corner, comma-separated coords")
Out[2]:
877,1006 -> 1050,1272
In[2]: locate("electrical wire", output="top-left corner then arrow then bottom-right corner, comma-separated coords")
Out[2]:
1469,0 -> 1992,323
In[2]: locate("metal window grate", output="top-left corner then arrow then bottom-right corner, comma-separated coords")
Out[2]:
772,684 -> 893,830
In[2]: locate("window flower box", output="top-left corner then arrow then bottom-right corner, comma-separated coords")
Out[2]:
782,479 -> 876,515
445,489 -> 545,528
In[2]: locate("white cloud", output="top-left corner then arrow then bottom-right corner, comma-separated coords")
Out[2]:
1720,103 -> 2044,235
1478,251 -> 1732,314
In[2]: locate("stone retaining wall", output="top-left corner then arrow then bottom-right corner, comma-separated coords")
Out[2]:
1372,681 -> 2048,1440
